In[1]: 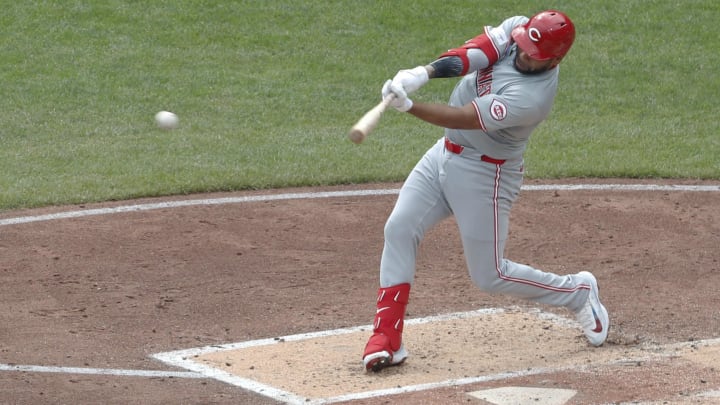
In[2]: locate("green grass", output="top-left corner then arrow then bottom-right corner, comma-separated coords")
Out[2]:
0,0 -> 717,210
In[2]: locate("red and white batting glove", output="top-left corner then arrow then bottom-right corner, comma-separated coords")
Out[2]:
382,80 -> 413,112
391,66 -> 429,94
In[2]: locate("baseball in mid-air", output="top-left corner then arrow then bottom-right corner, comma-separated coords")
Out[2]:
155,111 -> 179,130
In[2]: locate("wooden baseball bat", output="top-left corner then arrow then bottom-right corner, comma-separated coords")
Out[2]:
348,94 -> 396,144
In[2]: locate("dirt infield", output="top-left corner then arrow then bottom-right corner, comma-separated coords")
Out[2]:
1,179 -> 719,404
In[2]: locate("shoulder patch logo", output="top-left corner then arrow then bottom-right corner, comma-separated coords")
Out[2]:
489,99 -> 507,121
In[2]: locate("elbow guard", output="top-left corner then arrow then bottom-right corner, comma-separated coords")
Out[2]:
438,30 -> 501,75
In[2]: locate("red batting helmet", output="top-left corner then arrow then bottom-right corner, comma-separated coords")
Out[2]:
511,10 -> 575,60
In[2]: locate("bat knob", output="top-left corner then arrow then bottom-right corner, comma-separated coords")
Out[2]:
348,129 -> 366,144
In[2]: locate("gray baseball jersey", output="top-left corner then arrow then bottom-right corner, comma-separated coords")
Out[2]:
446,16 -> 559,161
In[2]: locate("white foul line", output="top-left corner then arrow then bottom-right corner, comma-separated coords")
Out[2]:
521,184 -> 720,191
1,184 -> 718,227
0,363 -> 204,379
0,189 -> 399,226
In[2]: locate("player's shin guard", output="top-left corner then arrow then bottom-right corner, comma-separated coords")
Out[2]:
362,283 -> 410,371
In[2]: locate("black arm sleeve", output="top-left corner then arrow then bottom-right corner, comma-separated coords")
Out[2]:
429,56 -> 464,78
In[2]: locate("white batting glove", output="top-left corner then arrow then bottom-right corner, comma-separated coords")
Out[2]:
382,80 -> 413,112
391,66 -> 429,94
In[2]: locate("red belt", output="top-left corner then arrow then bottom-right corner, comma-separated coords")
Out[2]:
444,137 -> 506,165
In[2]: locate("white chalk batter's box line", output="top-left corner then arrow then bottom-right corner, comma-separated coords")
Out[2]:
0,183 -> 718,227
151,307 -> 720,405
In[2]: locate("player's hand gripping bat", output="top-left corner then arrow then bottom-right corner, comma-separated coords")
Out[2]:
347,94 -> 396,144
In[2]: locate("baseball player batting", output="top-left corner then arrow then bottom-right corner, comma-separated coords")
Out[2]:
363,10 -> 610,372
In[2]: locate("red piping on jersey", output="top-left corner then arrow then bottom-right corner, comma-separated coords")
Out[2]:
471,100 -> 486,132
482,26 -> 501,64
491,165 -> 591,293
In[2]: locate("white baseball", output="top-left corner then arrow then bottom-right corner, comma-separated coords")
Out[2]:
155,111 -> 179,130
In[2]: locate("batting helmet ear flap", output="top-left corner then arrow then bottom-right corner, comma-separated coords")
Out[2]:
511,10 -> 575,60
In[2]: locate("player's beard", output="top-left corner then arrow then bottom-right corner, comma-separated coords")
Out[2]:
513,52 -> 552,75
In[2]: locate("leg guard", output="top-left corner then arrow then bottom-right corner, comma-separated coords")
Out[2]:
362,283 -> 411,371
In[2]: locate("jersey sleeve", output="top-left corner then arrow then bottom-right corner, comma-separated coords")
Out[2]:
438,16 -> 528,75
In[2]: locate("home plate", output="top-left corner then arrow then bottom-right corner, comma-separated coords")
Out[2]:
468,387 -> 577,404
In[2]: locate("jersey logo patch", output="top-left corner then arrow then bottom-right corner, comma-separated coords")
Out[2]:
489,99 -> 508,121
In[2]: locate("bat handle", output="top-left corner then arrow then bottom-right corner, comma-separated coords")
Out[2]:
374,93 -> 397,121
382,93 -> 396,106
